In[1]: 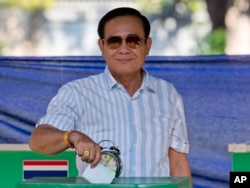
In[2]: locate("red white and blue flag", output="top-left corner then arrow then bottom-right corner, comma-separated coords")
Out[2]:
23,160 -> 68,180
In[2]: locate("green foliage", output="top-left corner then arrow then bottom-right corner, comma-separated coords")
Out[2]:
136,0 -> 203,13
198,28 -> 226,55
179,0 -> 204,12
0,0 -> 55,10
137,0 -> 184,13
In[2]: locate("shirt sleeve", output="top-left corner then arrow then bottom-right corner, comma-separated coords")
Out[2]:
169,88 -> 189,153
36,83 -> 79,131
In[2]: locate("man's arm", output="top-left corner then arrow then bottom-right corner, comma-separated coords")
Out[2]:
168,147 -> 192,187
29,124 -> 101,167
29,124 -> 68,155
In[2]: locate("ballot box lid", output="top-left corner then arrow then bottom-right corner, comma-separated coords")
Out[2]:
16,177 -> 191,188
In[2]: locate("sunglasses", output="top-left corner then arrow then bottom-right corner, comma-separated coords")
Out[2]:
102,34 -> 146,50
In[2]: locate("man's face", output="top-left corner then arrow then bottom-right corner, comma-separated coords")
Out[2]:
98,16 -> 152,78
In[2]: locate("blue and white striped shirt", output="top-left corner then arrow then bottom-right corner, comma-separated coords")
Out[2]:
37,66 -> 189,177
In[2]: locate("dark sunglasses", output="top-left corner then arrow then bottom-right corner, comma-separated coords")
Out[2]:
102,34 -> 146,50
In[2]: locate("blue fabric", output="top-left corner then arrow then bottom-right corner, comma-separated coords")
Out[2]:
1,55 -> 250,188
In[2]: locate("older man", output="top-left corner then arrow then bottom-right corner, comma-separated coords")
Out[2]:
29,7 -> 191,180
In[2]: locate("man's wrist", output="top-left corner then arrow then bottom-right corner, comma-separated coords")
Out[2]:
63,130 -> 75,148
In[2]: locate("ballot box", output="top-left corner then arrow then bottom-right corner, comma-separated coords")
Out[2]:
228,143 -> 250,187
0,144 -> 77,188
228,142 -> 250,171
16,177 -> 191,188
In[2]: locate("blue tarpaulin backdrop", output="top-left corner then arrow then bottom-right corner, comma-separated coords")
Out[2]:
1,55 -> 250,188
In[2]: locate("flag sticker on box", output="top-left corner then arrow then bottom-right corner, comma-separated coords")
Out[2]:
23,160 -> 68,180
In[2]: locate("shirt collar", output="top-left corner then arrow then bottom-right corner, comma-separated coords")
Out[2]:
104,66 -> 117,89
104,66 -> 156,93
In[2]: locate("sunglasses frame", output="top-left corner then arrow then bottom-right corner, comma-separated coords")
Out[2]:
102,34 -> 147,50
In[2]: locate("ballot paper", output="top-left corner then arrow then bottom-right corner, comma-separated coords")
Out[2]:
82,163 -> 115,183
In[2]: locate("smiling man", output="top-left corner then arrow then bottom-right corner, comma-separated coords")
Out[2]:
98,13 -> 151,96
29,7 -> 192,182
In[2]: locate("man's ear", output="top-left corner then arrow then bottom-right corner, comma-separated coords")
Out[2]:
145,37 -> 152,55
98,39 -> 105,55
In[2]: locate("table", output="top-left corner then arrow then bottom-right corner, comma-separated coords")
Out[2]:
16,177 -> 191,188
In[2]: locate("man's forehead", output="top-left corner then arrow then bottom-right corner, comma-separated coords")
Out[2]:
103,16 -> 144,35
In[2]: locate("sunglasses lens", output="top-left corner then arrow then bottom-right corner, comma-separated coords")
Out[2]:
105,35 -> 145,49
106,37 -> 122,49
126,35 -> 142,49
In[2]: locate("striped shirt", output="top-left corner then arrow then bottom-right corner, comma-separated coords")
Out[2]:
37,66 -> 189,177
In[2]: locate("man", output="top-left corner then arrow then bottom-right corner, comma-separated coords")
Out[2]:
29,7 -> 191,180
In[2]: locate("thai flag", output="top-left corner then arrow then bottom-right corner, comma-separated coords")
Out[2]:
23,160 -> 68,180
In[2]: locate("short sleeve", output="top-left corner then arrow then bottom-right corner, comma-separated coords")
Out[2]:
36,83 -> 79,131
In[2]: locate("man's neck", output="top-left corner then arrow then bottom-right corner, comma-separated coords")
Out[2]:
113,70 -> 143,96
